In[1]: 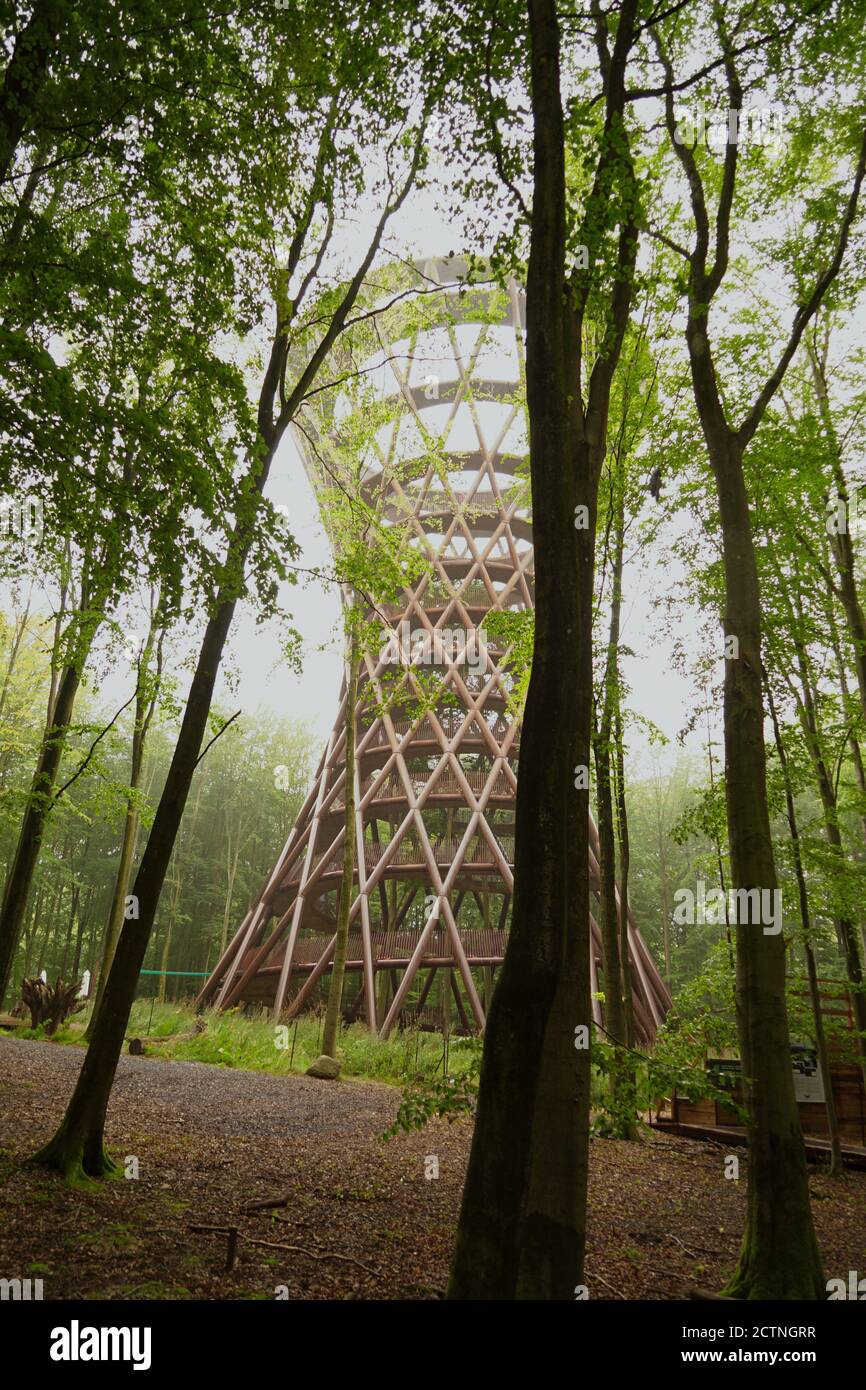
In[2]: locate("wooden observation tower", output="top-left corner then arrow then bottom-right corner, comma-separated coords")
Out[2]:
198,258 -> 671,1040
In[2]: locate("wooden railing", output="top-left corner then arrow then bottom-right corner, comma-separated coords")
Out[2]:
288,833 -> 515,882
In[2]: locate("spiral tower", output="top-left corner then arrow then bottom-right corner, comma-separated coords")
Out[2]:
198,258 -> 671,1041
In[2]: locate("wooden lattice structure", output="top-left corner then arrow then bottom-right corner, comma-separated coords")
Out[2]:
198,258 -> 671,1040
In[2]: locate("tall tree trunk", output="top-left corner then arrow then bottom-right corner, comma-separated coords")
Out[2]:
614,705 -> 634,1049
593,493 -> 633,1130
0,662 -> 81,1003
699,421 -> 822,1296
0,0 -> 65,183
0,598 -> 31,728
766,675 -> 843,1177
86,617 -> 161,1039
808,339 -> 866,720
450,0 -> 639,1299
450,0 -> 581,1298
791,634 -> 866,1070
651,15 -> 866,1295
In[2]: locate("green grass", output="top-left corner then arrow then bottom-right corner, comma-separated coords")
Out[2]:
54,999 -> 480,1088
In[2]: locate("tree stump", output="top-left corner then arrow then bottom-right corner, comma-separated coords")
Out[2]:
21,977 -> 84,1033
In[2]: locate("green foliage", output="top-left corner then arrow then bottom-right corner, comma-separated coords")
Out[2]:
670,779 -> 728,852
589,1038 -> 744,1137
483,609 -> 534,716
68,999 -> 482,1090
0,618 -> 318,994
384,1012 -> 745,1141
654,940 -> 739,1062
384,1037 -> 481,1136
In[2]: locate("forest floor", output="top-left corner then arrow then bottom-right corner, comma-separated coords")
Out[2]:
1,1035 -> 864,1300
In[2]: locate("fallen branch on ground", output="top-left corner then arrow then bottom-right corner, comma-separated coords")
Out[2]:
128,1021 -> 207,1054
246,1236 -> 379,1277
243,1196 -> 292,1213
584,1266 -> 626,1299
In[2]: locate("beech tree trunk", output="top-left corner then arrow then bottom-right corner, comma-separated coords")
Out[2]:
85,795 -> 141,1040
450,0 -> 638,1299
652,13 -> 866,1294
31,586 -> 249,1180
593,500 -> 633,1128
766,676 -> 843,1178
695,419 -> 822,1299
614,703 -> 635,1050
792,636 -> 866,1068
0,662 -> 81,1004
449,0 -> 581,1299
0,0 -> 65,183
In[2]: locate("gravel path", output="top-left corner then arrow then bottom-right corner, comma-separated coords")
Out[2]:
0,1035 -> 464,1301
0,1036 -> 398,1140
2,1035 -> 864,1301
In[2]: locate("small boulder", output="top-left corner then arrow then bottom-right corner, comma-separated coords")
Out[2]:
306,1054 -> 341,1080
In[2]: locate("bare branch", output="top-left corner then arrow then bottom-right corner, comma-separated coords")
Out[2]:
276,116 -> 431,437
651,28 -> 710,276
194,709 -> 242,768
737,125 -> 866,449
646,226 -> 690,260
50,692 -> 137,807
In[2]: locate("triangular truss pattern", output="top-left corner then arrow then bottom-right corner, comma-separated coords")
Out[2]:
198,259 -> 672,1041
